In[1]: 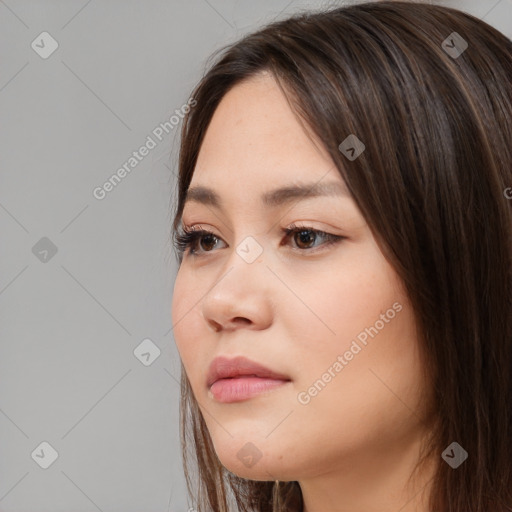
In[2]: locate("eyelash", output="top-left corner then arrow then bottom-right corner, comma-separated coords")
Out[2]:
173,223 -> 344,258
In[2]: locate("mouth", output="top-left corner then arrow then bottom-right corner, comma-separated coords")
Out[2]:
206,355 -> 291,403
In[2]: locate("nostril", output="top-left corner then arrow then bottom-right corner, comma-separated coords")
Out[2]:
208,319 -> 222,332
233,317 -> 251,325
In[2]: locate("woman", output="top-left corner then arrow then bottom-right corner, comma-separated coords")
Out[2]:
170,1 -> 512,511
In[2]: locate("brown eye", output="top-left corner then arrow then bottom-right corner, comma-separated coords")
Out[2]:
199,233 -> 219,252
293,229 -> 317,249
174,226 -> 225,256
283,224 -> 344,254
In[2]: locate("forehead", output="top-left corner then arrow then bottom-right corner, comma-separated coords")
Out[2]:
188,73 -> 342,207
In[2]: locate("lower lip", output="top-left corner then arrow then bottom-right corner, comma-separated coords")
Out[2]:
209,376 -> 290,403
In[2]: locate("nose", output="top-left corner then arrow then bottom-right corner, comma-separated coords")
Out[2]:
201,247 -> 274,333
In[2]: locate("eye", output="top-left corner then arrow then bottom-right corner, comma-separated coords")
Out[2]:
173,223 -> 344,258
173,225 -> 225,257
282,223 -> 344,252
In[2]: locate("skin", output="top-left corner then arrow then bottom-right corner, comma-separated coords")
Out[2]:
172,71 -> 437,512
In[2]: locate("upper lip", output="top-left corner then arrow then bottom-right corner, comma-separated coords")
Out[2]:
206,355 -> 291,388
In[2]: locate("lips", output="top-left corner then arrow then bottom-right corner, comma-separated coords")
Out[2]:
206,355 -> 291,388
206,355 -> 292,403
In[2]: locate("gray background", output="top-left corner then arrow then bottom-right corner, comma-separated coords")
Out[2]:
0,1 -> 510,511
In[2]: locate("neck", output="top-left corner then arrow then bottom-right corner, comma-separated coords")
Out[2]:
299,431 -> 437,512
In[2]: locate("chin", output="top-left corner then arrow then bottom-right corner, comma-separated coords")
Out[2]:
212,437 -> 296,481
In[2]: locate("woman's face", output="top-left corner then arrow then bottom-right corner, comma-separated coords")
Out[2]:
172,72 -> 431,483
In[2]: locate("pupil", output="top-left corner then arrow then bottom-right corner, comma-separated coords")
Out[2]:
296,230 -> 314,248
201,234 -> 216,251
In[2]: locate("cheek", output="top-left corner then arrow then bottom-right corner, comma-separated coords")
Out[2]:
171,270 -> 187,349
285,302 -> 422,469
288,251 -> 420,411
171,270 -> 204,381
281,252 -> 398,350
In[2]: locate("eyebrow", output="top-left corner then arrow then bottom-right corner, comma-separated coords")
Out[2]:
183,180 -> 350,210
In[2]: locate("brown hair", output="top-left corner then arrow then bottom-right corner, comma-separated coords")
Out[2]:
170,1 -> 512,511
